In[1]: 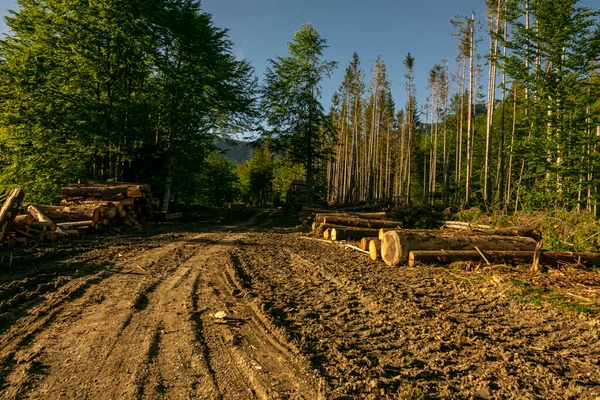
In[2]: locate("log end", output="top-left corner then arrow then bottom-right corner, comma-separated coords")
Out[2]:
408,252 -> 416,267
369,240 -> 379,261
381,231 -> 402,266
331,228 -> 337,241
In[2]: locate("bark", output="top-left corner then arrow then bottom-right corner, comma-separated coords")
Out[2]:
56,221 -> 96,230
314,212 -> 388,223
439,221 -> 492,230
381,230 -> 538,266
331,227 -> 379,241
360,237 -> 378,251
61,186 -> 128,198
61,199 -> 125,212
408,250 -> 534,266
474,226 -> 541,240
27,205 -> 58,232
0,188 -> 26,243
465,12 -> 475,205
323,216 -> 402,229
33,205 -> 100,223
408,250 -> 600,268
13,214 -> 34,227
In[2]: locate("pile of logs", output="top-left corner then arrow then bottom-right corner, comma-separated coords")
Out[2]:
2,181 -> 156,248
308,207 -> 402,260
310,211 -> 600,268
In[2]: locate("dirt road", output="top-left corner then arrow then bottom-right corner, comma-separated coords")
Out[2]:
1,213 -> 599,399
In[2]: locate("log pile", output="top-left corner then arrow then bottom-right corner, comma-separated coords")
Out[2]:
308,210 -> 600,268
3,181 -> 156,247
60,181 -> 154,231
309,209 -> 402,260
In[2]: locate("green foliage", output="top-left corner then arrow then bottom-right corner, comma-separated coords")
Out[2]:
195,153 -> 240,207
272,157 -> 304,204
508,278 -> 598,315
0,0 -> 256,205
237,146 -> 274,206
261,23 -> 337,199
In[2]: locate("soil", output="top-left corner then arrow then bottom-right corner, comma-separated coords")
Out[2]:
0,211 -> 599,399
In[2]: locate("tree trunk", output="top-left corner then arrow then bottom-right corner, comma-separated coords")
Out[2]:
323,216 -> 403,229
61,186 -> 128,198
56,221 -> 96,231
33,205 -> 101,223
408,250 -> 600,268
465,12 -> 475,205
13,214 -> 34,227
331,227 -> 379,241
408,250 -> 533,266
0,188 -> 26,243
27,205 -> 58,231
360,236 -> 379,251
381,230 -> 537,266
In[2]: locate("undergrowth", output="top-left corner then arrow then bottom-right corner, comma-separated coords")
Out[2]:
508,277 -> 598,315
454,208 -> 600,253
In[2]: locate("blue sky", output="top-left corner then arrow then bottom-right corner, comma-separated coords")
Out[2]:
1,0 -> 598,115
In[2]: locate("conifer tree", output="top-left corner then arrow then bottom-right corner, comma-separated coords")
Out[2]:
261,23 -> 337,204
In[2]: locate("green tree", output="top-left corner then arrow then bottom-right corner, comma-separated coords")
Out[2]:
0,0 -> 256,206
195,152 -> 240,206
238,146 -> 275,206
499,0 -> 600,210
261,23 -> 337,204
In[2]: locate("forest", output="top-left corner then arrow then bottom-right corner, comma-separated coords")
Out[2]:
0,0 -> 599,215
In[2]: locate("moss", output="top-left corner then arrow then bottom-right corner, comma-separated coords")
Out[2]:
508,278 -> 598,315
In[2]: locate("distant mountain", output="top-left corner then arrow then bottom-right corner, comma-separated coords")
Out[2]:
215,137 -> 254,164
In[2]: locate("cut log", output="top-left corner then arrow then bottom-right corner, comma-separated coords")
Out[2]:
27,205 -> 58,232
61,186 -> 129,198
439,220 -> 492,230
14,214 -> 34,226
379,228 -> 394,240
314,212 -> 388,224
101,205 -> 118,219
331,227 -> 379,241
31,221 -> 56,232
323,228 -> 332,240
324,216 -> 403,229
408,250 -> 536,267
474,225 -> 542,240
542,251 -> 600,267
0,188 -> 26,243
369,239 -> 381,261
381,230 -> 538,266
61,199 -> 124,212
34,205 -> 100,223
360,237 -> 378,251
408,250 -> 600,268
56,221 -> 95,231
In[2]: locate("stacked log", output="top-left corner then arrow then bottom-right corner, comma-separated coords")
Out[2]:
2,188 -> 27,247
59,181 -> 154,234
380,230 -> 538,266
2,182 -> 156,246
309,209 -> 594,269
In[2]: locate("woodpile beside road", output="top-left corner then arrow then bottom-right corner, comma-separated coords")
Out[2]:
305,207 -> 600,269
1,181 -> 157,248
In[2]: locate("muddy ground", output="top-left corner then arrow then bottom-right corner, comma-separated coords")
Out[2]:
0,211 -> 599,399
